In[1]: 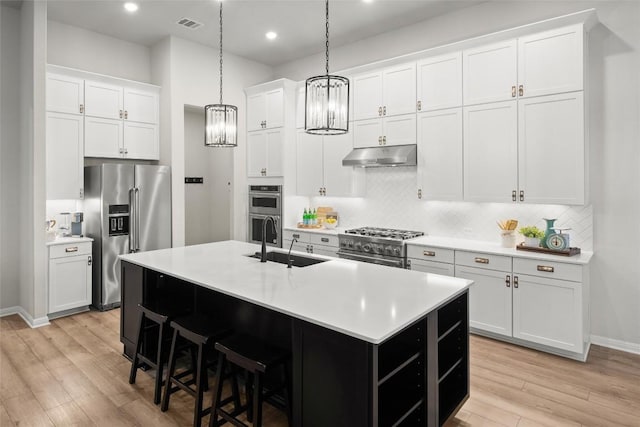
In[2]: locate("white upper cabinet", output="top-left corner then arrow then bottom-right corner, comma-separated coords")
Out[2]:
518,25 -> 583,98
463,101 -> 518,203
296,86 -> 305,129
47,74 -> 84,115
124,88 -> 158,124
247,129 -> 284,177
296,131 -> 324,196
353,63 -> 415,121
417,108 -> 463,201
463,39 -> 518,105
383,114 -> 416,146
382,63 -> 416,117
46,112 -> 84,200
416,52 -> 462,112
353,71 -> 383,121
124,122 -> 159,160
84,80 -> 124,120
84,116 -> 123,158
296,131 -> 364,197
518,92 -> 584,205
247,88 -> 284,131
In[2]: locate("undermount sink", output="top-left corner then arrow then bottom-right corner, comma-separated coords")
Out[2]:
247,251 -> 328,267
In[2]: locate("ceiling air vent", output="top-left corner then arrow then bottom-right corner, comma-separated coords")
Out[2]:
176,17 -> 204,30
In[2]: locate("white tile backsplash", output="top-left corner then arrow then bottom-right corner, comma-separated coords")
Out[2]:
305,167 -> 593,250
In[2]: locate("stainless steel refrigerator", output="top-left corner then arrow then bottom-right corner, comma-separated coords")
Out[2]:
84,164 -> 171,310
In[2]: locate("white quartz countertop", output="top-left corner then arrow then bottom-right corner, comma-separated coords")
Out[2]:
283,226 -> 341,236
407,236 -> 593,264
46,236 -> 93,246
120,240 -> 472,344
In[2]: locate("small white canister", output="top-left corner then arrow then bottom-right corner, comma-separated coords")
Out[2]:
501,231 -> 517,248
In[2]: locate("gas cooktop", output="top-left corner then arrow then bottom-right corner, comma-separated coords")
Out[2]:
343,227 -> 425,241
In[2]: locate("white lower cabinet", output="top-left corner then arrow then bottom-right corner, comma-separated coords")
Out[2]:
48,241 -> 92,315
456,265 -> 513,337
406,243 -> 590,359
283,230 -> 339,257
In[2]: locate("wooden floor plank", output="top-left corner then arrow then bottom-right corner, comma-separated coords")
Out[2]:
3,310 -> 640,426
45,401 -> 95,427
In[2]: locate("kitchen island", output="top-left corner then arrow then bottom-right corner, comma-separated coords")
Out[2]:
120,240 -> 472,426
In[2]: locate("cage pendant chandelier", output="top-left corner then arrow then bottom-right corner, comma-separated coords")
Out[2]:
205,0 -> 237,147
305,0 -> 349,135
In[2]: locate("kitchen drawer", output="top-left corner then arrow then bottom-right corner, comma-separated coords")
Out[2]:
456,250 -> 511,272
283,229 -> 310,243
407,258 -> 455,276
49,242 -> 92,259
309,233 -> 338,248
513,258 -> 582,282
407,245 -> 454,264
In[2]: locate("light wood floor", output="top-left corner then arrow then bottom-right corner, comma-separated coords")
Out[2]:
0,310 -> 639,427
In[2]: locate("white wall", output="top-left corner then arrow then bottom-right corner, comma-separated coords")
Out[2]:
0,4 -> 21,310
18,0 -> 48,324
47,20 -> 151,83
152,36 -> 273,247
276,1 -> 640,349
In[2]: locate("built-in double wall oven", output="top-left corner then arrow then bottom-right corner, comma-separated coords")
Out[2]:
248,185 -> 282,248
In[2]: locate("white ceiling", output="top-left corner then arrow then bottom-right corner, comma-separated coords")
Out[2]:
45,0 -> 482,66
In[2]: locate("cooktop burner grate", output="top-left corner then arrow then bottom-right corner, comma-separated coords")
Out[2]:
344,227 -> 424,240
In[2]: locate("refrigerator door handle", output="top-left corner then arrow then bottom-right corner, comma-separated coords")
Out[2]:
129,188 -> 135,253
135,187 -> 140,252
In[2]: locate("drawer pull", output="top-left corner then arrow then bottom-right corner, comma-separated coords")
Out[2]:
321,237 -> 329,243
65,247 -> 79,253
537,265 -> 555,273
474,257 -> 489,264
423,250 -> 436,257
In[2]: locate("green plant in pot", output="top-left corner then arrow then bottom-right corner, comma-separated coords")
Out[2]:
519,226 -> 545,247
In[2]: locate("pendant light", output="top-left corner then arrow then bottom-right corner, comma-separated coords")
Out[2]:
205,0 -> 237,147
304,0 -> 349,135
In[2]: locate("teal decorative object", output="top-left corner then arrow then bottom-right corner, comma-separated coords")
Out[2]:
541,218 -> 557,249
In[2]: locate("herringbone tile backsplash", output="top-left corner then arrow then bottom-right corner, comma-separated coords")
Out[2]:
309,167 -> 593,250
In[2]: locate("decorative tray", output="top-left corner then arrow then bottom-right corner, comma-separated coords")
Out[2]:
296,223 -> 323,229
516,243 -> 581,257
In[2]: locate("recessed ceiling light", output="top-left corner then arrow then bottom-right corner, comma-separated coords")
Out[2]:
363,0 -> 373,3
266,31 -> 278,40
124,2 -> 139,13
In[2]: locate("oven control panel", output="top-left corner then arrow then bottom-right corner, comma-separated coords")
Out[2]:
339,237 -> 404,257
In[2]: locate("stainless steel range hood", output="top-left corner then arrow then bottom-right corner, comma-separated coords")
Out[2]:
342,144 -> 417,167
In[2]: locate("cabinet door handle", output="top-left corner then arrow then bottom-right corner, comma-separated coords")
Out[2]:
383,136 -> 387,145
65,247 -> 78,253
124,110 -> 128,120
88,256 -> 92,266
406,259 -> 412,270
321,237 -> 329,243
322,187 -> 326,196
79,188 -> 84,199
80,104 -> 84,114
519,85 -> 524,97
520,190 -> 524,202
124,148 -> 128,155
512,190 -> 517,202
423,250 -> 436,257
319,188 -> 323,195
417,100 -> 422,111
378,106 -> 382,116
537,265 -> 555,273
119,110 -> 123,119
264,120 -> 267,128
513,276 -> 519,288
417,189 -> 422,199
511,86 -> 516,98
506,274 -> 511,287
383,106 -> 387,116
378,136 -> 382,145
474,257 -> 489,264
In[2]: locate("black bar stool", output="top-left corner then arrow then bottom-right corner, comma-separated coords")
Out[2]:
128,302 -> 190,404
161,314 -> 237,427
209,334 -> 292,427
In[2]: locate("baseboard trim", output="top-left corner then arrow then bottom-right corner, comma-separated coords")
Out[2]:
591,335 -> 640,355
0,306 -> 50,328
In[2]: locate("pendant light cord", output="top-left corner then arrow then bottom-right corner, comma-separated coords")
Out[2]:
325,0 -> 330,75
219,0 -> 224,104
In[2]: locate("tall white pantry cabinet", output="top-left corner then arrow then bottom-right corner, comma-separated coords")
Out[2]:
46,65 -> 161,200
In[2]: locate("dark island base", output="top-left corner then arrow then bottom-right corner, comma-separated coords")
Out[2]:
121,261 -> 469,426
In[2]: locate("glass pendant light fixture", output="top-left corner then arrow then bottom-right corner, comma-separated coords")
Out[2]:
305,0 -> 349,135
205,0 -> 237,147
